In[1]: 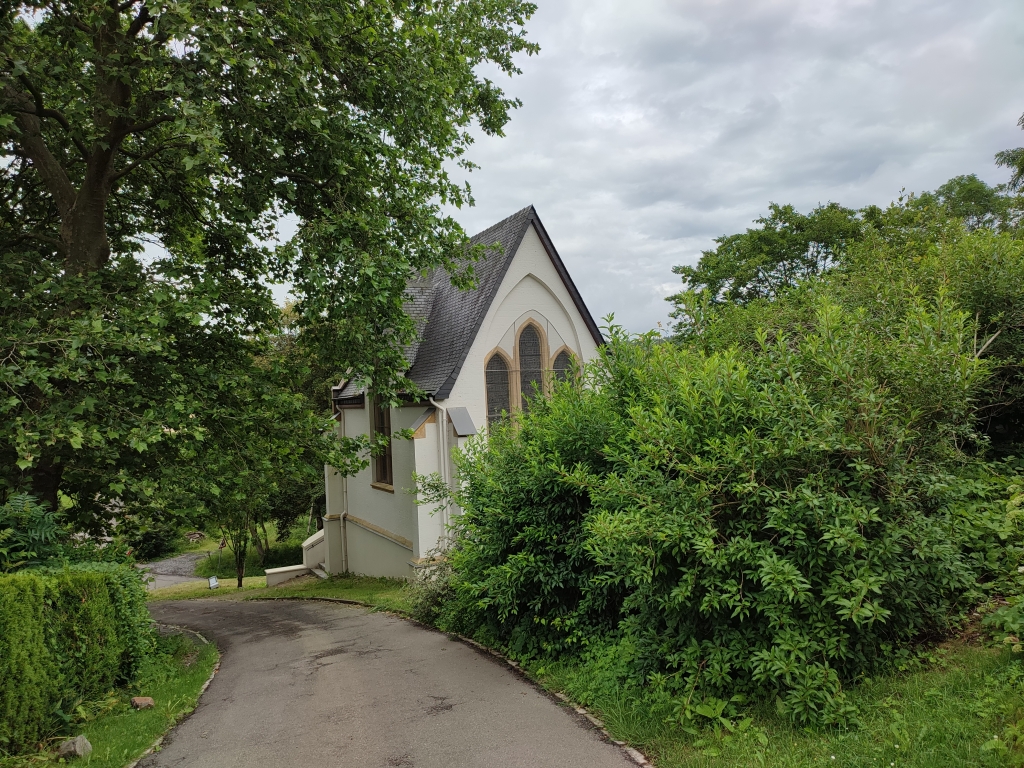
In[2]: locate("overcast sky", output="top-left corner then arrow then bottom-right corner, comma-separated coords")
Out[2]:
446,0 -> 1024,333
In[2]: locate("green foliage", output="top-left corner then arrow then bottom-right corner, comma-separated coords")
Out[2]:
996,111 -> 1024,193
0,494 -> 64,572
533,645 -> 1024,768
669,202 -> 863,307
0,564 -> 153,754
0,573 -> 49,754
931,174 -> 1018,231
193,540 -> 303,579
673,189 -> 1024,450
121,518 -> 184,562
0,0 -> 536,547
440,376 -> 618,655
0,632 -> 219,768
442,308 -> 1009,725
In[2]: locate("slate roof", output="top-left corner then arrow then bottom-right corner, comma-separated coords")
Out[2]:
334,205 -> 602,404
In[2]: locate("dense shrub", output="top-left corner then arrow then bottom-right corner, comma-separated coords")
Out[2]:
444,299 -> 1009,725
0,494 -> 65,572
0,563 -> 153,753
120,517 -> 184,561
435,379 -> 617,655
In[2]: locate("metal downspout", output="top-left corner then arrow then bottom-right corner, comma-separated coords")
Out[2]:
428,396 -> 449,532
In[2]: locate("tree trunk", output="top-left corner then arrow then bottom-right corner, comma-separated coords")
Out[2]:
62,189 -> 112,273
248,522 -> 267,566
228,523 -> 249,589
29,457 -> 63,512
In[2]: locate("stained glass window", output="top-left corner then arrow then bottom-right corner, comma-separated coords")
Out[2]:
485,354 -> 510,426
553,350 -> 574,382
519,325 -> 543,412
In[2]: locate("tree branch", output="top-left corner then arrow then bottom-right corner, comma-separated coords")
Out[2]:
127,5 -> 152,37
14,231 -> 67,253
285,171 -> 330,191
123,114 -> 174,135
109,140 -> 182,182
976,327 -> 1004,359
14,73 -> 90,159
2,84 -> 76,218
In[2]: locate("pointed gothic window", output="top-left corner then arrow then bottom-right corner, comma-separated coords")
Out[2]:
553,350 -> 574,383
485,354 -> 510,426
518,325 -> 543,411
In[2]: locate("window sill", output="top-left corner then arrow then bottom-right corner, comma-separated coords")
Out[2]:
370,482 -> 395,494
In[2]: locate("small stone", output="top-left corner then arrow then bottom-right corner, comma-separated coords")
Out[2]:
57,735 -> 92,760
131,696 -> 155,710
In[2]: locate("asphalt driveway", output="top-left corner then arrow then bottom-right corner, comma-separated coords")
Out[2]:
143,599 -> 636,768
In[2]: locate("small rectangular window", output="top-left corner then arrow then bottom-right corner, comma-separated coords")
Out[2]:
371,397 -> 393,487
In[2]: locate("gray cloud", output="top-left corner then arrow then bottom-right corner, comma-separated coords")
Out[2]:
450,0 -> 1024,331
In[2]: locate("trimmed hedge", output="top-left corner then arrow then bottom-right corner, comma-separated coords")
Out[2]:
0,563 -> 153,753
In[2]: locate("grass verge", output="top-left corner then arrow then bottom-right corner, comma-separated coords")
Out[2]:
531,640 -> 1024,768
148,572 -> 413,613
0,632 -> 219,768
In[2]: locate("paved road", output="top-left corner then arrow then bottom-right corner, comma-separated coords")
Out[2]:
138,552 -> 209,590
144,600 -> 635,768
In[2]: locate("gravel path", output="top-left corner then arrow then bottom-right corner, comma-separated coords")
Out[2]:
137,551 -> 209,590
142,599 -> 636,768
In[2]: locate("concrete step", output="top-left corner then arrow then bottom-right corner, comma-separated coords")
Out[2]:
310,567 -> 329,580
266,564 -> 312,587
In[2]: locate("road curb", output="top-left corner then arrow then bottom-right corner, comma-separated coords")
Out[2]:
247,596 -> 654,767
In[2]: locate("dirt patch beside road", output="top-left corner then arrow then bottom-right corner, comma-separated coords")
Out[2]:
138,551 -> 209,590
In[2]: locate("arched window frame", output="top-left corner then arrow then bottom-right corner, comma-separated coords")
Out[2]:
550,345 -> 578,384
513,321 -> 548,408
486,323 -> 586,429
483,348 -> 514,427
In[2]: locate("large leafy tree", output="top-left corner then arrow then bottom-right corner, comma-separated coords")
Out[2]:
669,175 -> 1024,448
0,0 -> 536,519
996,111 -> 1024,192
669,202 -> 863,308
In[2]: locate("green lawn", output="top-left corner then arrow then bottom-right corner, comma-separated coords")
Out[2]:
148,571 -> 413,613
189,524 -> 308,579
532,641 -> 1024,768
0,632 -> 219,768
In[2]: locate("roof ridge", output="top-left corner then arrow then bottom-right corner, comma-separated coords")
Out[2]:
468,204 -> 535,245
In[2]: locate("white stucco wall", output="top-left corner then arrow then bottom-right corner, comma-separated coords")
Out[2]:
442,223 -> 601,433
343,405 -> 423,548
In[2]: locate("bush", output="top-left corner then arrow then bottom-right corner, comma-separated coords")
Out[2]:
0,563 -> 153,754
0,494 -> 65,572
445,301 -> 1005,725
120,517 -> 184,561
0,573 -> 50,754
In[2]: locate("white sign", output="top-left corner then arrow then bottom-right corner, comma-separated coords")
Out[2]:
208,576 -> 219,589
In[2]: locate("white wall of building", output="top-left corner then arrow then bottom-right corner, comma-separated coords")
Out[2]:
341,404 -> 423,548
